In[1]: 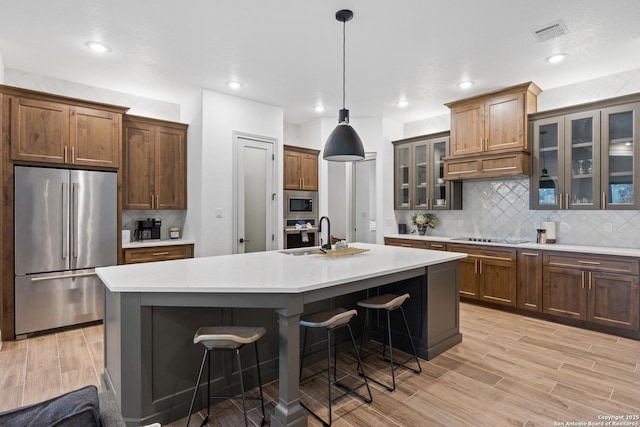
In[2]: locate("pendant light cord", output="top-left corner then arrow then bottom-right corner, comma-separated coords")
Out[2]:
342,19 -> 346,110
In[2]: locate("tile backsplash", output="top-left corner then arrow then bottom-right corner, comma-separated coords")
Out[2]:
123,210 -> 186,240
396,178 -> 640,248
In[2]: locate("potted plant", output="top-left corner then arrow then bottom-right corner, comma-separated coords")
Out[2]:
410,212 -> 438,235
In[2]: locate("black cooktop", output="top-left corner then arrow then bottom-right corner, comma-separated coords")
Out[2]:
452,237 -> 531,244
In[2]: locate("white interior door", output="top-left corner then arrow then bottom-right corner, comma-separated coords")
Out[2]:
235,134 -> 275,253
353,156 -> 377,243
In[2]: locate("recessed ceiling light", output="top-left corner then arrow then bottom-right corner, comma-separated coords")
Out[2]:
457,81 -> 474,89
85,41 -> 111,53
396,100 -> 409,108
227,81 -> 242,90
313,105 -> 325,113
546,53 -> 567,63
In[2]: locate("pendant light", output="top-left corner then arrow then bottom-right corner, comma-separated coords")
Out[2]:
323,9 -> 365,162
539,130 -> 556,189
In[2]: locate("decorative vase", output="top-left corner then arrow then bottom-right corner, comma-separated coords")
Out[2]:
417,225 -> 427,235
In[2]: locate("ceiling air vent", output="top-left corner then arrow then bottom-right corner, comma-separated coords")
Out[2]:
531,19 -> 569,42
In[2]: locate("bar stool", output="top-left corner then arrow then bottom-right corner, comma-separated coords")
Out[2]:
185,326 -> 266,427
299,308 -> 372,426
357,293 -> 421,392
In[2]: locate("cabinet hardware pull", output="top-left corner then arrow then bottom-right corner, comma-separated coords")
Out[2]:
521,252 -> 539,257
479,260 -> 482,275
483,166 -> 517,172
32,272 -> 97,282
558,193 -> 562,209
565,193 -> 569,209
431,244 -> 444,248
156,195 -> 159,208
581,271 -> 585,289
400,244 -> 412,247
152,252 -> 170,256
602,192 -> 606,209
151,194 -> 154,209
71,146 -> 75,163
64,146 -> 68,163
588,272 -> 592,290
578,260 -> 600,265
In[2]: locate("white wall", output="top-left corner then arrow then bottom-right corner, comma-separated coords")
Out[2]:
195,89 -> 284,256
0,51 -> 4,83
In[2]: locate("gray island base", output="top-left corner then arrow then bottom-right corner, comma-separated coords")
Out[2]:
96,243 -> 465,426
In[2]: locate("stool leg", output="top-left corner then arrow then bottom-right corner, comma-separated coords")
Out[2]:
254,341 -> 266,426
186,349 -> 208,427
236,349 -> 249,427
357,308 -> 368,375
326,328 -> 333,426
206,349 -> 211,422
347,324 -> 372,403
400,306 -> 422,374
386,310 -> 397,392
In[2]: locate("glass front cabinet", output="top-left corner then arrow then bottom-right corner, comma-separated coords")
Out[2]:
531,98 -> 640,210
393,132 -> 462,210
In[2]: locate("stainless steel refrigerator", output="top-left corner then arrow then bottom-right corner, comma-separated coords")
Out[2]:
14,166 -> 117,337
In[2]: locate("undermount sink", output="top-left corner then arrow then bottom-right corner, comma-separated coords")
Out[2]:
278,247 -> 321,256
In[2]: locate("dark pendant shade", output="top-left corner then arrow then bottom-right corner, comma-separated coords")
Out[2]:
539,168 -> 556,189
323,122 -> 365,161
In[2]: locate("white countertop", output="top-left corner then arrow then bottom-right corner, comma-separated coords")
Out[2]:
122,239 -> 195,249
97,242 -> 466,293
385,234 -> 640,257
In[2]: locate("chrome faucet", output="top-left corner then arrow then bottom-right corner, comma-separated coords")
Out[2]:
319,216 -> 331,250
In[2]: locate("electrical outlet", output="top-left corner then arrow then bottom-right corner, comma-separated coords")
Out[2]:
604,222 -> 613,232
216,208 -> 223,218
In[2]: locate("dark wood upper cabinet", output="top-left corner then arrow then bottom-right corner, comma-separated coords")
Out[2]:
283,145 -> 319,191
531,94 -> 640,210
444,82 -> 541,180
10,94 -> 123,168
123,115 -> 187,210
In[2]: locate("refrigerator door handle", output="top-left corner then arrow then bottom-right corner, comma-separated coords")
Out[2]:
31,271 -> 97,282
62,182 -> 68,259
72,182 -> 78,258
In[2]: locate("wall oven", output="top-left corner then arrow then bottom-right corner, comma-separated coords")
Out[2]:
284,190 -> 318,249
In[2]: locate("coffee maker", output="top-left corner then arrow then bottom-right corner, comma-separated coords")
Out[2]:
134,218 -> 161,241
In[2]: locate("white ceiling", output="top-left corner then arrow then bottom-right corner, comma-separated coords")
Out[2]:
1,0 -> 640,125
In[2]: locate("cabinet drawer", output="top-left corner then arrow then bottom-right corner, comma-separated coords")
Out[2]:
384,238 -> 428,249
124,244 -> 194,264
543,252 -> 639,275
448,244 -> 516,261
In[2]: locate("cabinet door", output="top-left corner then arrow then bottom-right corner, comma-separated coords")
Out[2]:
11,97 -> 69,164
601,103 -> 640,209
123,120 -> 154,209
531,117 -> 564,209
458,257 -> 479,299
413,141 -> 429,208
565,111 -> 601,209
517,250 -> 543,311
155,125 -> 187,209
479,258 -> 516,306
485,93 -> 525,152
588,271 -> 639,330
300,153 -> 318,191
543,266 -> 586,320
70,106 -> 121,168
450,103 -> 484,156
394,143 -> 411,209
283,150 -> 302,190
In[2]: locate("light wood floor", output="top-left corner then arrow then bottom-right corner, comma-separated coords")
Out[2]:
1,303 -> 639,426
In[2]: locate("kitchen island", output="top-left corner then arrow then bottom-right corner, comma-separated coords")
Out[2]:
96,243 -> 466,427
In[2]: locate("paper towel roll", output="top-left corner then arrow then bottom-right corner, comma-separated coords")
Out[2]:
301,231 -> 309,243
542,221 -> 556,243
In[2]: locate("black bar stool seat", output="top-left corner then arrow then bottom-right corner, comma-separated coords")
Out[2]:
186,326 -> 266,427
357,293 -> 422,392
299,308 -> 372,426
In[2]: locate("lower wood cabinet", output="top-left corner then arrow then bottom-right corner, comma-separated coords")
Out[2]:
516,250 -> 543,311
385,237 -> 640,335
123,244 -> 194,264
449,244 -> 517,307
543,252 -> 640,330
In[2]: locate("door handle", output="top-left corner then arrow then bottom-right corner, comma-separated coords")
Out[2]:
32,272 -> 97,282
62,182 -> 68,259
72,183 -> 78,258
239,238 -> 250,243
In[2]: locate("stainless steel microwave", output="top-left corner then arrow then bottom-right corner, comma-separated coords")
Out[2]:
284,190 -> 317,220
